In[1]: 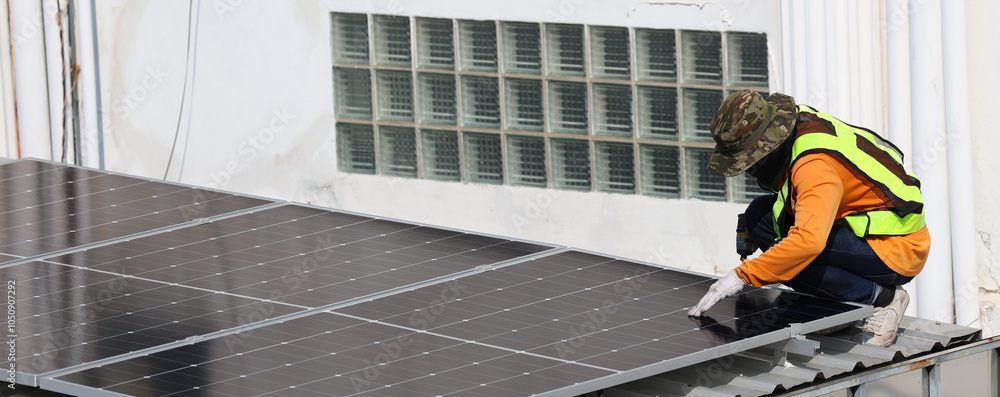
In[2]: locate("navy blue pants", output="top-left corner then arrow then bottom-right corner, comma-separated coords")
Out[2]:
744,194 -> 912,305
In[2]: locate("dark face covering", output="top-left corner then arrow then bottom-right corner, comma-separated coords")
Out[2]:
746,135 -> 795,192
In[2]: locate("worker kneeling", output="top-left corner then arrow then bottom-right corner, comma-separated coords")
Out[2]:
687,90 -> 929,348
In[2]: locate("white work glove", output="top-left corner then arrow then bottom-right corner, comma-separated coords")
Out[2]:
688,270 -> 746,317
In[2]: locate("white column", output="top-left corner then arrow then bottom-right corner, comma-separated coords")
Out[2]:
908,0 -> 954,323
941,0 -> 980,328
9,0 -> 54,159
885,0 -> 919,317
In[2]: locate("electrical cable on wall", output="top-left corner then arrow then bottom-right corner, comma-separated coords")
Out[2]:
163,0 -> 201,181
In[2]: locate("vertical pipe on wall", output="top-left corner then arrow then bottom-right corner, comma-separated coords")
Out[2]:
0,1 -> 20,158
831,0 -> 851,120
941,0 -> 980,328
42,0 -> 65,161
74,0 -> 103,168
804,0 -> 827,109
9,0 -> 54,159
884,0 -> 919,317
848,0 -> 867,127
908,0 -> 954,323
860,1 -> 883,131
790,1 -> 807,101
779,0 -> 792,93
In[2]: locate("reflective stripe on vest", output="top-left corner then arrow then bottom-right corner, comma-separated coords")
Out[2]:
771,106 -> 925,239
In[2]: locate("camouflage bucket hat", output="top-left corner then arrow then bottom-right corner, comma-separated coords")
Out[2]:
707,90 -> 797,177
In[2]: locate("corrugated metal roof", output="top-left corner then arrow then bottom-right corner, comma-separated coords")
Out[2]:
600,316 -> 981,397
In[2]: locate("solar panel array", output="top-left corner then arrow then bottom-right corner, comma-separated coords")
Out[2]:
0,159 -> 869,396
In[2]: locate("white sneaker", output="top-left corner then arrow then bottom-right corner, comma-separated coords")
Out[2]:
851,286 -> 909,348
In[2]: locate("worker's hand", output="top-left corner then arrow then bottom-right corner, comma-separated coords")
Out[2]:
688,271 -> 746,317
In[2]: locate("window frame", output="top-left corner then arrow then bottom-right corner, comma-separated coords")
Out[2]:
331,12 -> 770,202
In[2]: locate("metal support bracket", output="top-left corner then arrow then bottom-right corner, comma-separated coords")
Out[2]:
751,324 -> 820,366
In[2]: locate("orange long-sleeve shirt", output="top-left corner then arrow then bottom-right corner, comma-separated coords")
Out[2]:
734,149 -> 931,288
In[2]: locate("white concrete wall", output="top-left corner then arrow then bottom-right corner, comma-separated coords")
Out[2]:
966,0 -> 1000,337
93,0 -> 777,278
84,0 -> 1000,335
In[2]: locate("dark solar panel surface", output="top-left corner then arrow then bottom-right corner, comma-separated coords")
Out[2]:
3,261 -> 303,378
333,250 -> 859,370
48,251 -> 864,396
51,312 -> 614,397
0,160 -> 273,261
44,204 -> 554,309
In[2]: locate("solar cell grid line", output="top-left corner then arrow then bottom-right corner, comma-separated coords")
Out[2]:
44,311 -> 616,397
0,159 -> 276,264
0,158 -> 64,181
1,261 -> 305,385
43,203 -> 557,309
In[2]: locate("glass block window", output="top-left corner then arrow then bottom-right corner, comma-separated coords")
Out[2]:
421,129 -> 460,181
682,88 -> 722,142
590,26 -> 631,80
463,133 -> 503,184
548,81 -> 588,134
331,13 -> 369,65
373,15 -> 411,67
502,22 -> 541,74
459,21 -> 498,71
640,145 -> 680,198
376,71 -> 413,121
418,73 -> 456,125
681,31 -> 722,84
336,123 -> 376,174
379,126 -> 417,177
637,86 -> 677,139
416,18 -> 454,69
334,68 -> 372,119
727,32 -> 769,86
331,12 -> 770,202
551,139 -> 591,191
507,135 -> 547,187
636,29 -> 675,82
545,24 -> 585,76
596,142 -> 635,193
505,79 -> 544,131
685,147 -> 726,201
592,84 -> 633,137
461,76 -> 501,128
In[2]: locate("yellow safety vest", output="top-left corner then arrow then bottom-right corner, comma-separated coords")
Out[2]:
771,105 -> 925,239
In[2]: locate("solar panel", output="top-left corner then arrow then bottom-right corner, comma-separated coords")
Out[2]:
0,159 -> 274,263
0,162 -> 870,396
44,251 -> 868,396
4,201 -> 555,386
3,260 -> 305,384
47,311 -> 615,397
44,204 -> 555,309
